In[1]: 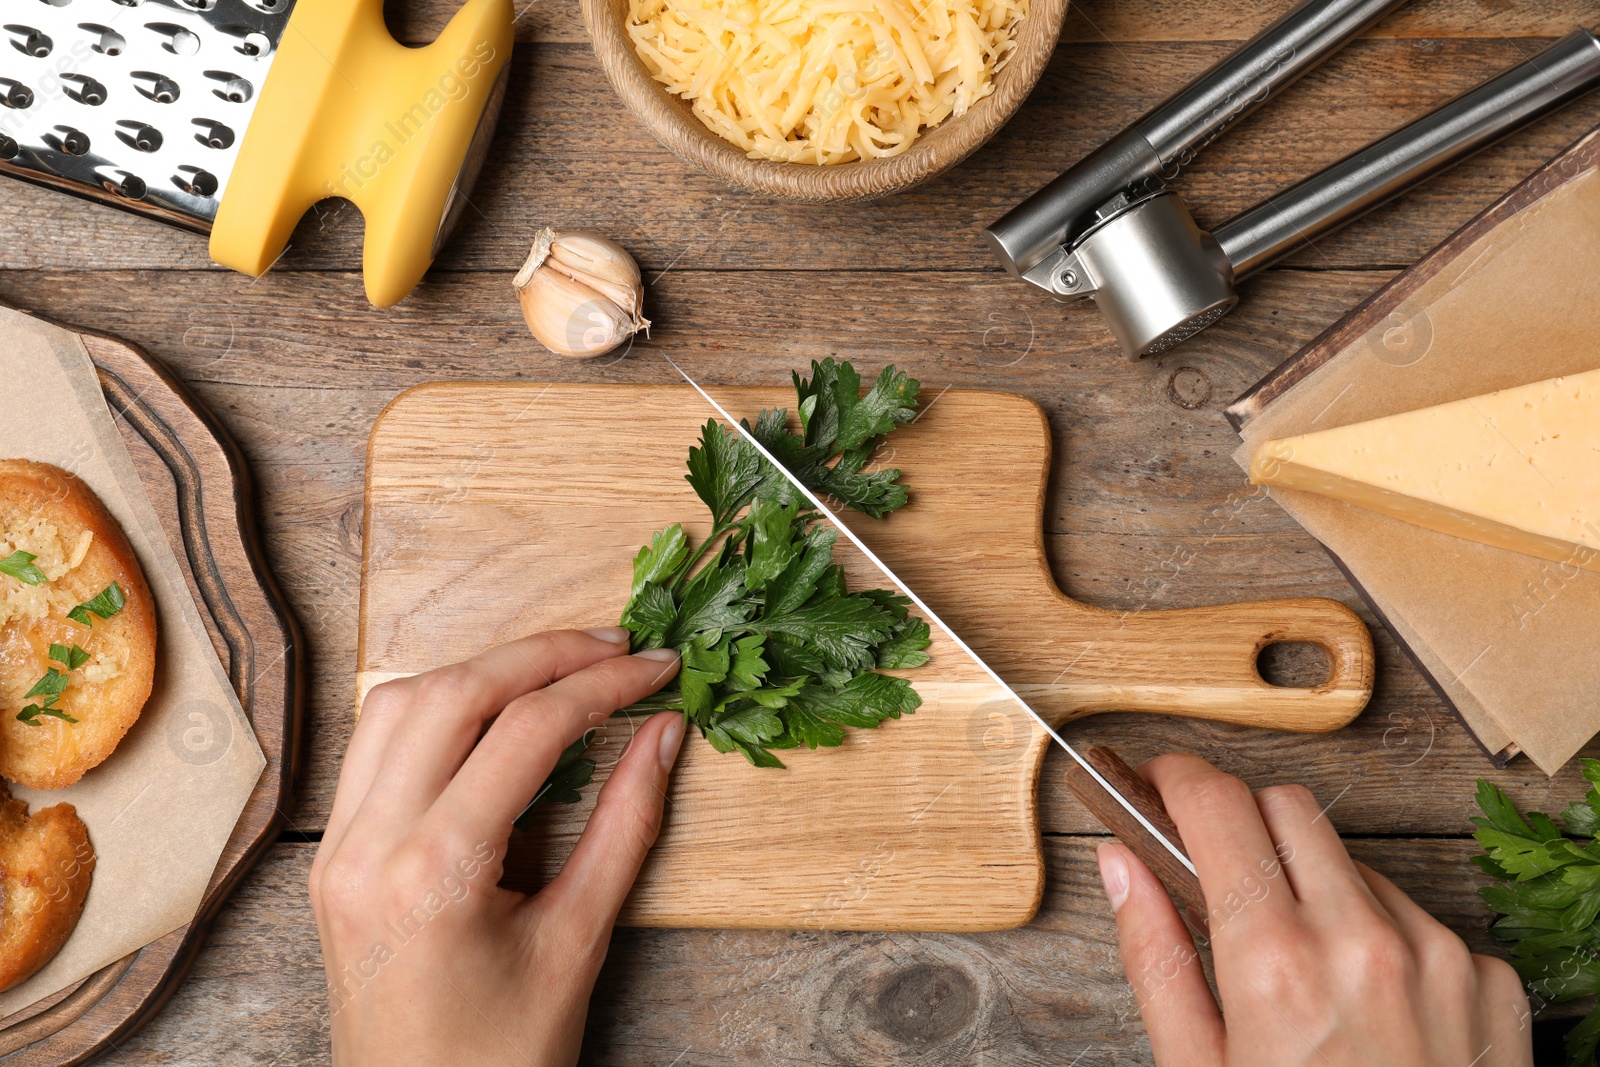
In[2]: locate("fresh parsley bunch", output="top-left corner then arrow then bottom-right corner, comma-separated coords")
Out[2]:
516,359 -> 932,825
617,357 -> 932,767
1473,765 -> 1600,1064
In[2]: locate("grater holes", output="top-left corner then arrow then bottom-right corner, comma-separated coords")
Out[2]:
44,126 -> 90,155
115,120 -> 163,152
4,26 -> 53,58
80,24 -> 126,56
110,0 -> 143,6
192,118 -> 234,150
247,0 -> 285,12
98,169 -> 146,200
147,23 -> 200,56
0,80 -> 33,110
174,166 -> 217,198
132,71 -> 180,103
37,0 -> 72,8
0,134 -> 16,160
205,71 -> 253,103
61,73 -> 107,105
177,0 -> 218,10
221,27 -> 274,58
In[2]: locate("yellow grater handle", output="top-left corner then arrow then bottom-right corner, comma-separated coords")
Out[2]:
211,0 -> 514,307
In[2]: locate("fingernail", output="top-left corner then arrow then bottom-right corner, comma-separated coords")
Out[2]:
1097,844 -> 1130,912
658,714 -> 686,770
584,626 -> 630,644
635,647 -> 679,662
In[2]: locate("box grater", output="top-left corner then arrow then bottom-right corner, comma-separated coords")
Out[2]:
0,0 -> 514,307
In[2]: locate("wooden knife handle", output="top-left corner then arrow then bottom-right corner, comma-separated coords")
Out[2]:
1065,745 -> 1210,939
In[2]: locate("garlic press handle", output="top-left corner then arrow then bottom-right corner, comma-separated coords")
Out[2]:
1217,28 -> 1600,278
210,0 -> 515,308
984,0 -> 1409,277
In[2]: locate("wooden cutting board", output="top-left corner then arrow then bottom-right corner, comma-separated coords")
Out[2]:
359,383 -> 1373,931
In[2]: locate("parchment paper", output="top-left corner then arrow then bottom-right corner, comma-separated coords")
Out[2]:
0,307 -> 265,1017
1233,166 -> 1600,775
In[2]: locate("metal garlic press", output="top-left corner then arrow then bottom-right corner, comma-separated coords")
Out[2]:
986,0 -> 1600,358
0,0 -> 514,307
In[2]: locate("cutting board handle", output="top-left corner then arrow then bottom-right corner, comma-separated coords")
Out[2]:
1052,594 -> 1375,733
1064,745 -> 1210,939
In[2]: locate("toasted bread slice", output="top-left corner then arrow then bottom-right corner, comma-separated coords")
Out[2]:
0,460 -> 157,789
0,783 -> 94,992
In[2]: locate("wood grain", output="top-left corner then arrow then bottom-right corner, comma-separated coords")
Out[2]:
360,382 -> 1371,929
5,39 -> 1600,275
88,835 -> 1574,1067
6,264 -> 1596,838
1,0 -> 1596,1053
0,315 -> 302,1064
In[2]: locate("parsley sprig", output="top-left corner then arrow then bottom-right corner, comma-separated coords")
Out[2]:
519,360 -> 932,822
514,730 -> 598,826
1473,764 -> 1600,1064
68,582 -> 125,627
11,581 -> 124,727
0,550 -> 48,585
617,358 -> 930,767
17,643 -> 91,725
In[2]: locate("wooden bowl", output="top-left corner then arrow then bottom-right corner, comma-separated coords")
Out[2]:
581,0 -> 1070,202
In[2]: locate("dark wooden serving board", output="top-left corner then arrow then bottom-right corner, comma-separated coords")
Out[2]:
0,308 -> 302,1065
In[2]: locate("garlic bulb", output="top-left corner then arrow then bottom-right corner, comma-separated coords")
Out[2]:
514,229 -> 650,358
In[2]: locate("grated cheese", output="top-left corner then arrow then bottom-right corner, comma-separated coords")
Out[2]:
628,0 -> 1027,164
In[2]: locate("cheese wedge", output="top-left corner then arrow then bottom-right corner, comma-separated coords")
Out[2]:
1249,369 -> 1600,572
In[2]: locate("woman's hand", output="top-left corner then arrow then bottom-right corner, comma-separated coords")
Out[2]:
1097,754 -> 1531,1066
310,627 -> 683,1067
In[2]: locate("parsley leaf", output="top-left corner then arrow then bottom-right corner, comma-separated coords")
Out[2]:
743,499 -> 804,592
1473,766 -> 1600,1066
513,729 -> 598,830
0,550 -> 48,585
830,362 -> 920,456
686,417 -> 765,526
24,668 -> 70,701
762,595 -> 898,672
662,546 -> 751,648
16,649 -> 96,727
876,617 -> 932,669
17,701 -> 77,725
744,360 -> 920,519
626,525 -> 688,604
49,643 -> 91,671
67,582 -> 125,627
18,669 -> 77,726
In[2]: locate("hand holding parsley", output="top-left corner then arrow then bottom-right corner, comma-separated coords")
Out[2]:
314,628 -> 685,1066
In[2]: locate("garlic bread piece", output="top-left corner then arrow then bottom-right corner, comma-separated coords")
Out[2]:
0,460 -> 157,789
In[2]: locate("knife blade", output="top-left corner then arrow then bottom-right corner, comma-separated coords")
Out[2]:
662,355 -> 1208,923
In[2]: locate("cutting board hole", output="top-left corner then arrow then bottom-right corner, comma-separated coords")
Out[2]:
1256,641 -> 1331,688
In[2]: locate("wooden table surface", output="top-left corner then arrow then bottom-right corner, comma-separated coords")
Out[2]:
5,0 -> 1599,1061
